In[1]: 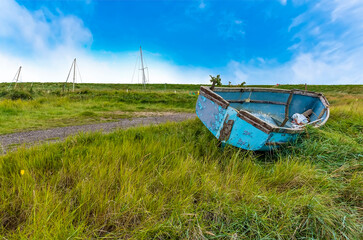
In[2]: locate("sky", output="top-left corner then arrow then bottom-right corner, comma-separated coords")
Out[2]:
0,0 -> 362,85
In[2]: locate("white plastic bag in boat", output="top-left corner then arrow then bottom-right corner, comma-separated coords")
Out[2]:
291,113 -> 308,128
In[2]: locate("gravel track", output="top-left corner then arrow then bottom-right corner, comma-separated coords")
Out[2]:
0,112 -> 196,154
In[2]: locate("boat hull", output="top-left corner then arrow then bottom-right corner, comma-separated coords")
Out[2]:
196,86 -> 329,151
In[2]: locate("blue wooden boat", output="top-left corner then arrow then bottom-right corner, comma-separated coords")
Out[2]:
196,86 -> 330,151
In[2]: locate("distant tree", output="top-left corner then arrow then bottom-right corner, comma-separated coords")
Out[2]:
209,75 -> 222,90
239,81 -> 246,87
210,75 -> 222,85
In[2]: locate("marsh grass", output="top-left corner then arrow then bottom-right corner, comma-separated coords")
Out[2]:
0,83 -> 361,239
0,83 -> 361,134
0,116 -> 361,238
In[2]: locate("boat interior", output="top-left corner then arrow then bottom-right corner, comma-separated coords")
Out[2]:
211,87 -> 329,129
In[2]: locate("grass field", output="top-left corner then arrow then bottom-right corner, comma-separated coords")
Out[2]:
0,83 -> 199,134
0,83 -> 362,239
0,82 -> 362,134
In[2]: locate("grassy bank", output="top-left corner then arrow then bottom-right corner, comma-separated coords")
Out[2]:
0,82 -> 202,94
0,89 -> 362,238
0,83 -> 362,134
0,88 -> 197,134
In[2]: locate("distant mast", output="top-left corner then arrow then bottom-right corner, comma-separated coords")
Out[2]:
139,46 -> 147,88
64,58 -> 82,92
73,58 -> 76,92
131,46 -> 150,86
14,66 -> 22,89
8,66 -> 22,90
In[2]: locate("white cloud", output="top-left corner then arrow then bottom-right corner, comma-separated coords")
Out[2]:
2,0 -> 362,86
227,0 -> 363,85
0,0 -> 92,55
0,0 -> 212,84
0,49 -> 212,84
280,0 -> 287,6
331,0 -> 363,23
225,51 -> 363,85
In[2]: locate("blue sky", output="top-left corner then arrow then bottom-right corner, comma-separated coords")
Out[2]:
0,0 -> 362,84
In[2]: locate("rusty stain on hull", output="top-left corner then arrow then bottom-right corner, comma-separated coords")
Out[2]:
218,117 -> 234,141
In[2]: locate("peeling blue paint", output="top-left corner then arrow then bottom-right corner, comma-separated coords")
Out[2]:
196,95 -> 227,136
237,139 -> 247,146
243,130 -> 252,136
198,101 -> 203,110
196,88 -> 329,151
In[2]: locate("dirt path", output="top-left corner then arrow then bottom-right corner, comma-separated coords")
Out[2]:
0,112 -> 196,154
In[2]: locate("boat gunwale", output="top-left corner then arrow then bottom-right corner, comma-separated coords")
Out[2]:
199,86 -> 329,134
210,86 -> 330,106
199,86 -> 229,109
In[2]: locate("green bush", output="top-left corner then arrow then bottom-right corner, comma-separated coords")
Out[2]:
9,90 -> 32,100
0,91 -> 8,98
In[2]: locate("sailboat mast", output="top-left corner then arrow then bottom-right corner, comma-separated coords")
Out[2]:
73,58 -> 76,92
140,46 -> 146,87
14,66 -> 22,89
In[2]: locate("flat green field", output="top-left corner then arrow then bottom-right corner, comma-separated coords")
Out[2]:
0,83 -> 199,134
0,83 -> 362,239
0,83 -> 362,134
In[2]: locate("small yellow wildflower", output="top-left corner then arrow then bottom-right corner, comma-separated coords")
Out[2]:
20,170 -> 25,175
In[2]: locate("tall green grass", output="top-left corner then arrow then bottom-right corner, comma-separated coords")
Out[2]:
0,83 -> 361,238
0,115 -> 361,238
0,83 -> 361,134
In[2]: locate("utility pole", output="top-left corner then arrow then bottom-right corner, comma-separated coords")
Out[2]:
140,46 -> 147,88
